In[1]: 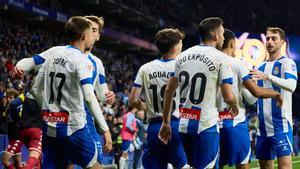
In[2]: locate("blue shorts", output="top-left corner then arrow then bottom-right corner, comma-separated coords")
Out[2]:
256,132 -> 293,160
219,123 -> 251,166
42,126 -> 98,168
121,140 -> 132,152
142,118 -> 187,169
180,125 -> 219,169
86,106 -> 104,163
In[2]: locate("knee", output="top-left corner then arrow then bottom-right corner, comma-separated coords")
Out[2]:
1,154 -> 10,166
29,150 -> 41,159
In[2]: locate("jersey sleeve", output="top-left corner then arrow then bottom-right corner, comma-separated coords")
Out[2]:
236,60 -> 251,84
95,61 -> 109,102
16,46 -> 63,72
75,57 -> 94,85
133,66 -> 144,88
283,59 -> 298,81
171,57 -> 180,79
98,62 -> 106,85
219,57 -> 233,85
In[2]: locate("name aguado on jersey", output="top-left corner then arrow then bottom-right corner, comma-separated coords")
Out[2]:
148,71 -> 173,80
133,59 -> 181,119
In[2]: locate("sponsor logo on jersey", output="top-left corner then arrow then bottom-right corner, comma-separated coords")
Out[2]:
179,107 -> 201,120
42,111 -> 69,123
219,110 -> 234,120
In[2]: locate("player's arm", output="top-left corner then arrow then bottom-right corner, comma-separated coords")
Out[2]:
238,64 -> 281,99
243,79 -> 281,98
241,87 -> 257,105
250,60 -> 297,92
250,70 -> 297,92
94,74 -> 115,105
219,59 -> 238,116
159,76 -> 178,144
129,67 -> 146,110
12,47 -> 59,78
162,77 -> 178,124
82,84 -> 109,132
129,87 -> 146,111
78,60 -> 109,133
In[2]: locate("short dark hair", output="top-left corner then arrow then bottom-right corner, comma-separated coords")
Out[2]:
65,16 -> 92,41
155,28 -> 185,55
222,28 -> 235,50
266,27 -> 286,41
198,17 -> 223,42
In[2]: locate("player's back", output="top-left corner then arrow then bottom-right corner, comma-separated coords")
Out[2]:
175,45 -> 232,133
41,46 -> 92,137
135,59 -> 180,120
218,58 -> 251,127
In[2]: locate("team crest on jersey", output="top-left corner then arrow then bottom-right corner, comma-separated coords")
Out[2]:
292,64 -> 297,72
273,67 -> 279,75
87,64 -> 93,71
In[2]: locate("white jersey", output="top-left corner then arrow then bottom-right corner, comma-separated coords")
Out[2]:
87,53 -> 106,87
256,56 -> 298,137
33,45 -> 67,71
217,58 -> 252,128
38,46 -> 94,137
173,45 -> 233,134
87,53 -> 108,102
133,59 -> 180,120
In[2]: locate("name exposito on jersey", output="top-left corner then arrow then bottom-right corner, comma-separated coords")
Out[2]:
179,54 -> 216,71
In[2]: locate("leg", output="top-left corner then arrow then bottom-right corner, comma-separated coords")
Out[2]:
86,161 -> 103,169
1,152 -> 13,168
219,125 -> 251,169
12,154 -> 22,169
119,151 -> 128,169
63,126 -> 101,169
22,128 -> 42,169
275,132 -> 293,169
2,139 -> 23,169
256,135 -> 276,169
142,122 -> 168,169
22,150 -> 41,169
277,155 -> 292,169
259,159 -> 274,169
236,163 -> 250,169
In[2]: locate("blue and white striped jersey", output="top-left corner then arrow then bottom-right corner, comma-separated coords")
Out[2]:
256,56 -> 298,137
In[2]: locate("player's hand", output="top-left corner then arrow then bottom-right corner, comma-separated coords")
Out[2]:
105,91 -> 115,105
103,130 -> 113,153
12,66 -> 24,79
250,70 -> 268,81
275,94 -> 283,107
228,104 -> 239,117
158,122 -> 172,145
